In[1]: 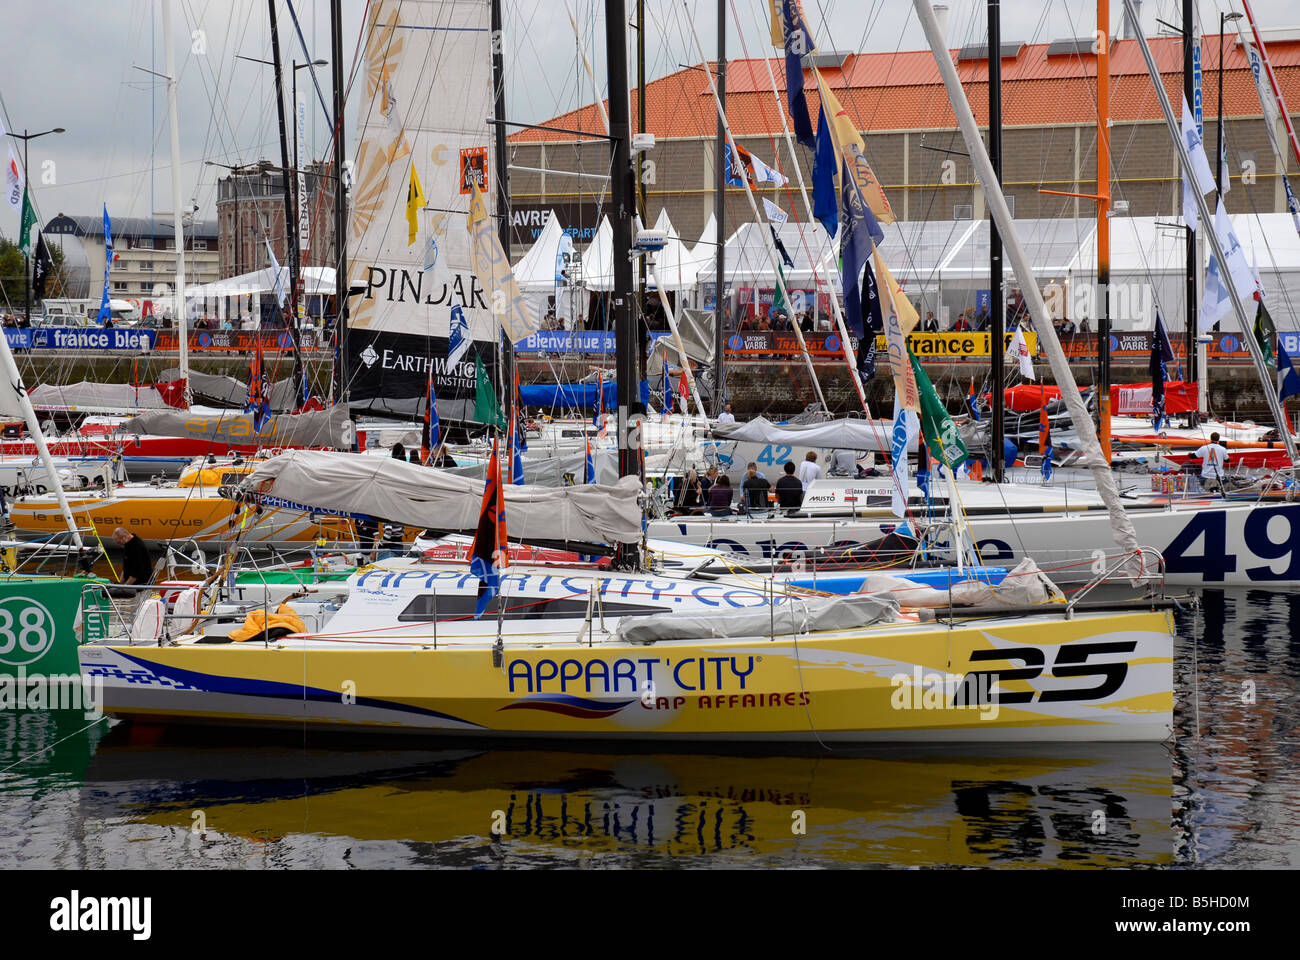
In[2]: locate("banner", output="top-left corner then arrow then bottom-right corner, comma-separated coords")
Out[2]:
346,330 -> 497,421
31,327 -> 156,351
724,330 -> 1038,358
515,330 -> 671,354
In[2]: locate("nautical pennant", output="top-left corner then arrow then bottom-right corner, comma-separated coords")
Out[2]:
777,0 -> 817,148
19,190 -> 36,256
406,164 -> 425,246
1278,340 -> 1300,403
1008,324 -> 1035,380
1150,312 -> 1176,429
725,140 -> 788,188
468,436 -> 508,619
909,350 -> 968,469
244,344 -> 272,433
421,362 -> 440,465
1,115 -> 21,212
96,204 -> 113,326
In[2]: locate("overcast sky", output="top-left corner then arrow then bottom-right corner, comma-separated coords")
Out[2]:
0,0 -> 1292,242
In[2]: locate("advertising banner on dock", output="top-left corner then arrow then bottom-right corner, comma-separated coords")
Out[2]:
0,579 -> 91,680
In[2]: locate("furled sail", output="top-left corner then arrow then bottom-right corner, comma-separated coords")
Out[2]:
345,0 -> 497,418
120,405 -> 352,450
238,450 -> 644,544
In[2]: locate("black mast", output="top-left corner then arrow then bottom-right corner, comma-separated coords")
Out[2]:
1183,0 -> 1199,424
491,0 -> 512,410
713,0 -> 726,416
267,0 -> 305,403
607,0 -> 639,565
330,0 -> 348,405
988,0 -> 1004,481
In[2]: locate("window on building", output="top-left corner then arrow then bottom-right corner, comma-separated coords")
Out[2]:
113,282 -> 128,292
165,239 -> 175,249
141,261 -> 153,271
195,240 -> 208,250
138,238 -> 153,250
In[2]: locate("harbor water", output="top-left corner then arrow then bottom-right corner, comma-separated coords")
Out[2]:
0,588 -> 1295,869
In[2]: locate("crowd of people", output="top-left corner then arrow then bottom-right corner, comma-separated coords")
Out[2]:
670,449 -> 874,516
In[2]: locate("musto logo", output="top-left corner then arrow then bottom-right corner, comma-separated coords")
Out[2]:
0,597 -> 55,667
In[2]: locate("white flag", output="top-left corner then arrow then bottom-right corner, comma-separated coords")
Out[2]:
1007,324 -> 1035,380
763,197 -> 788,224
447,303 -> 471,369
1220,144 -> 1231,195
888,394 -> 919,519
1183,175 -> 1199,232
1244,40 -> 1284,162
265,239 -> 286,308
1215,198 -> 1256,304
1182,96 -> 1217,195
1202,254 -> 1232,331
0,115 -> 21,212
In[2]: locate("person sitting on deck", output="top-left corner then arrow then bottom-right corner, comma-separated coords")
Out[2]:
741,462 -> 771,513
708,474 -> 734,516
775,461 -> 804,513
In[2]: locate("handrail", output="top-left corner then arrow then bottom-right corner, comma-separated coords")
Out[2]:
1064,546 -> 1166,617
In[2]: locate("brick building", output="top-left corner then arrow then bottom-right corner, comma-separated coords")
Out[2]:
505,30 -> 1300,246
214,160 -> 337,279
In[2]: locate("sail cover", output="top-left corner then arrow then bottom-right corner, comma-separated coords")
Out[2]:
239,450 -> 644,544
120,405 -> 352,450
345,0 -> 498,417
711,416 -> 916,453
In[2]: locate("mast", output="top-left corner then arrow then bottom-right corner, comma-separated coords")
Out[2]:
330,0 -> 348,405
267,0 -> 305,404
491,0 -> 512,412
1097,0 -> 1112,462
712,0 -> 726,417
1122,0 -> 1298,465
1183,0 -> 1199,424
636,0 -> 648,373
161,0 -> 189,406
988,0 -> 1005,481
607,0 -> 639,567
914,0 -> 1141,556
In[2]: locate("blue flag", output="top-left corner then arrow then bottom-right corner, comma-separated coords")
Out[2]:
779,0 -> 817,149
966,379 -> 982,422
811,106 -> 838,238
96,204 -> 113,325
916,436 -> 930,499
664,357 -> 674,413
422,366 -> 440,464
1150,312 -> 1176,429
858,330 -> 876,381
584,438 -> 595,484
840,161 -> 884,333
770,225 -> 795,269
510,417 -> 525,485
1279,339 -> 1300,402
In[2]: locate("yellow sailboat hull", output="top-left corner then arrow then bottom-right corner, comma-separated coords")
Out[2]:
81,609 -> 1174,742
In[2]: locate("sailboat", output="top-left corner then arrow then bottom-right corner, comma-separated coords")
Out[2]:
77,0 -> 1176,745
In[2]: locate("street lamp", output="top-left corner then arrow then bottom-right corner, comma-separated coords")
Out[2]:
1218,11 -> 1244,196
5,126 -> 65,320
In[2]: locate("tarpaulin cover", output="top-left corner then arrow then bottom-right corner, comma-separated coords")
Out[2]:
519,381 -> 649,410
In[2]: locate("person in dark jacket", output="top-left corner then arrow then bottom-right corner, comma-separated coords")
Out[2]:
708,474 -> 734,516
741,462 -> 771,511
775,460 -> 804,512
675,468 -> 706,513
112,527 -> 153,595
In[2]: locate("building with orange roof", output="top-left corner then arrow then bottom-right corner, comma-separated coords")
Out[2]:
504,30 -> 1300,250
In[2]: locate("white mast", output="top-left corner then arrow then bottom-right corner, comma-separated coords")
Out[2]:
912,0 -> 1140,555
0,343 -> 83,549
161,0 -> 190,406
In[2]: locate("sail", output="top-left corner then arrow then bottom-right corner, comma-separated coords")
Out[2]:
346,0 -> 497,418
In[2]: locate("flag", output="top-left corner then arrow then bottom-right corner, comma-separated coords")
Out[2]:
1008,324 -> 1035,379
447,304 -> 471,370
725,140 -> 788,188
888,394 -> 918,518
1181,95 -> 1216,230
584,438 -> 596,484
1220,143 -> 1231,195
1278,339 -> 1300,402
421,363 -> 440,464
472,352 -> 504,428
32,233 -> 53,302
770,226 -> 795,269
873,247 -> 918,333
840,160 -> 884,333
909,351 -> 968,469
468,436 -> 508,619
421,212 -> 446,282
1150,312 -> 1176,428
966,377 -> 981,422
19,190 -> 36,256
678,369 -> 690,413
265,239 -> 286,308
1,115 -> 20,211
814,71 -> 896,225
663,357 -> 674,414
1037,385 -> 1054,481
468,180 -> 536,342
1254,299 -> 1277,369
858,328 -> 876,380
512,364 -> 527,453
96,204 -> 113,325
1214,198 -> 1255,306
811,106 -> 838,237
244,344 -> 272,432
916,436 -> 930,499
593,368 -> 604,427
1203,254 -> 1232,331
509,414 -> 525,485
763,197 -> 788,225
777,0 -> 816,149
406,164 -> 425,246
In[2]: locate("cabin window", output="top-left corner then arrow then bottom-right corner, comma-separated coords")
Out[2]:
396,594 -> 664,622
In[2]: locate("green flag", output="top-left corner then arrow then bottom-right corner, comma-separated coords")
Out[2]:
19,189 -> 36,257
472,352 -> 505,428
1254,299 -> 1276,369
771,263 -> 788,319
909,350 -> 968,469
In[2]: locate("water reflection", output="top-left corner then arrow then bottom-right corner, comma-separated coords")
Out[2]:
1,588 -> 1297,868
73,726 -> 1174,868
